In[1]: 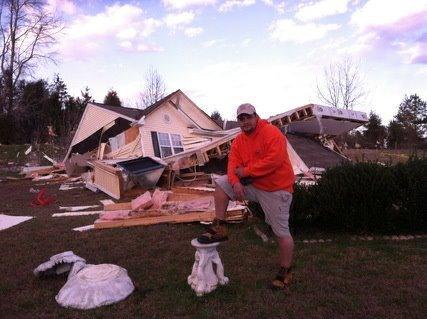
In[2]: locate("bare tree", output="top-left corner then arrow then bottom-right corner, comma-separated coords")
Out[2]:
0,0 -> 61,114
316,58 -> 366,109
140,66 -> 166,108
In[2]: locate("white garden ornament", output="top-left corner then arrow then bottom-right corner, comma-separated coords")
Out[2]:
56,264 -> 134,310
188,239 -> 229,296
34,252 -> 134,310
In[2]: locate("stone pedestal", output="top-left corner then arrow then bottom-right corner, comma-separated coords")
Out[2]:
188,238 -> 229,296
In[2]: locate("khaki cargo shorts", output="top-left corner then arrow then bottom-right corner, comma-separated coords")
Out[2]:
215,175 -> 292,237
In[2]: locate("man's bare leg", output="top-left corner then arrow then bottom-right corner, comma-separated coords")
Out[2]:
270,235 -> 294,289
214,185 -> 230,220
277,235 -> 294,268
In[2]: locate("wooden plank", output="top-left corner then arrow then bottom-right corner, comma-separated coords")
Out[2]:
53,211 -> 103,217
104,202 -> 132,211
94,209 -> 246,229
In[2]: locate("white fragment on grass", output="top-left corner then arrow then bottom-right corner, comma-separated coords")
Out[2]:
0,214 -> 33,231
53,211 -> 103,217
59,205 -> 99,212
100,199 -> 115,206
73,224 -> 95,232
59,184 -> 83,191
24,145 -> 32,155
253,226 -> 269,243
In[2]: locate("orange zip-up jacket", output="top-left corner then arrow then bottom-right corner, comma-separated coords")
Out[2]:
227,119 -> 295,193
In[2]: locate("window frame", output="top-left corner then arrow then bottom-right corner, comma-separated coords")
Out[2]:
156,132 -> 184,158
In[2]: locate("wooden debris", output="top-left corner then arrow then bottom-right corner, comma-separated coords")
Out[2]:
92,161 -> 122,199
53,211 -> 103,217
94,208 -> 247,229
73,224 -> 95,232
59,205 -> 100,212
104,202 -> 132,211
100,199 -> 115,206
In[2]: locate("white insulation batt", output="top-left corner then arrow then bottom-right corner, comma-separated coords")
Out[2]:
0,214 -> 33,231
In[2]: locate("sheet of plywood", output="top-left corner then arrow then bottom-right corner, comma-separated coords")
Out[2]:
124,126 -> 140,143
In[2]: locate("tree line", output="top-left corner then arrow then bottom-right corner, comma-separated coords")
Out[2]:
339,94 -> 426,149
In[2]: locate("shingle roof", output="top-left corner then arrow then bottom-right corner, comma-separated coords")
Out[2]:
91,89 -> 180,120
286,133 -> 349,169
90,102 -> 146,120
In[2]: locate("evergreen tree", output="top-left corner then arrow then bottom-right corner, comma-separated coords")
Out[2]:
363,111 -> 386,148
210,110 -> 224,127
387,120 -> 405,149
395,94 -> 427,147
104,89 -> 122,107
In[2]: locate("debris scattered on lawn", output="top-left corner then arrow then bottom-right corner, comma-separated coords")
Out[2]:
34,251 -> 86,278
0,214 -> 33,231
25,145 -> 32,155
30,189 -> 55,207
59,205 -> 100,212
59,184 -> 84,191
29,187 -> 40,193
253,226 -> 269,243
53,211 -> 103,217
91,186 -> 247,229
34,251 -> 134,310
72,224 -> 95,232
99,199 -> 115,206
43,153 -> 58,165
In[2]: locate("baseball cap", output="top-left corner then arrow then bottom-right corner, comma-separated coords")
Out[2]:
236,103 -> 256,117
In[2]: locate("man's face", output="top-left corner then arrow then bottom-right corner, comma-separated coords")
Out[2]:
237,113 -> 258,133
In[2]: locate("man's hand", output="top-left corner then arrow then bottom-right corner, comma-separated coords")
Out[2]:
235,166 -> 247,178
233,182 -> 245,201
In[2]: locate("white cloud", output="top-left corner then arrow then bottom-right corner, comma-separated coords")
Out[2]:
202,39 -> 224,47
276,2 -> 285,14
163,11 -> 195,30
241,38 -> 252,47
295,0 -> 351,22
59,4 -> 163,59
46,0 -> 77,15
179,61 -> 319,120
185,27 -> 204,37
269,19 -> 340,43
351,0 -> 427,29
261,0 -> 273,5
219,0 -> 256,13
162,0 -> 216,10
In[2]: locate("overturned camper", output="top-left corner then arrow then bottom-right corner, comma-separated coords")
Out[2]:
198,103 -> 296,290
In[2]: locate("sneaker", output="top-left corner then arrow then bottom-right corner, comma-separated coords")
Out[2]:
271,267 -> 292,290
197,219 -> 228,244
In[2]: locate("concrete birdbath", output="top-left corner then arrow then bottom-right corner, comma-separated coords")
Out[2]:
188,239 -> 229,296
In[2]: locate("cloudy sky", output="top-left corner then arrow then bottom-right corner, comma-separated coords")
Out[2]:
38,0 -> 427,122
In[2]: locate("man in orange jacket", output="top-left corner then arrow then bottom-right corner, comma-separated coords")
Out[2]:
198,103 -> 295,290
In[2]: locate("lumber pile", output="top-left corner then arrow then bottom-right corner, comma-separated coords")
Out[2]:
94,188 -> 247,229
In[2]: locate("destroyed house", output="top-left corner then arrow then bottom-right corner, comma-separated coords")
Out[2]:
64,89 -> 368,198
65,89 -> 223,163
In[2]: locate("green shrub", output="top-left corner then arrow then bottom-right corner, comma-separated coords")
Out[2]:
290,159 -> 427,234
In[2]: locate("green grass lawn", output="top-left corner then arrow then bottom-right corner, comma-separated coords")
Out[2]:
0,180 -> 426,318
